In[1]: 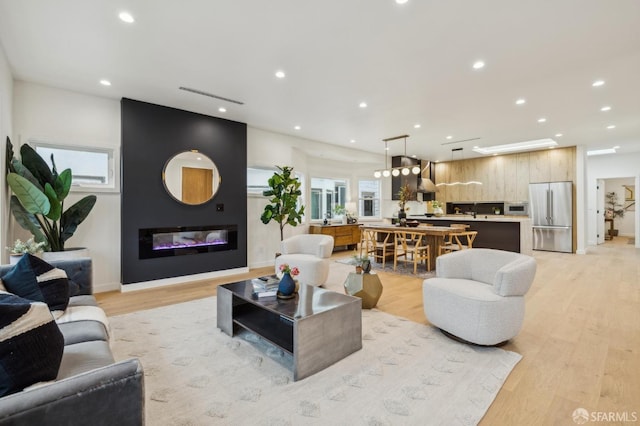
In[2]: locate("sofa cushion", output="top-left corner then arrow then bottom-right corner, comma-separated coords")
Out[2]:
57,340 -> 115,380
1,254 -> 71,319
58,321 -> 110,345
0,291 -> 64,397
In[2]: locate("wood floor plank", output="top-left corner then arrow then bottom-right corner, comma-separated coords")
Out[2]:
96,236 -> 640,424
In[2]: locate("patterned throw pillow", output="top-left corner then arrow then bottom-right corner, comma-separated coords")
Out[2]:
0,291 -> 65,397
1,254 -> 71,319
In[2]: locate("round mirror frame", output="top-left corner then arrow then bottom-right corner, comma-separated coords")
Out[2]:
162,150 -> 221,205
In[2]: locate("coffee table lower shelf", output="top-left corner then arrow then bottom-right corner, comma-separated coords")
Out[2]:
233,304 -> 294,354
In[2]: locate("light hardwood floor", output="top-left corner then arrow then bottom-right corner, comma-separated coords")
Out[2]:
96,237 -> 640,425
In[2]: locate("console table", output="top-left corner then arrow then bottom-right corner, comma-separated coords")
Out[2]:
309,224 -> 361,251
217,281 -> 362,380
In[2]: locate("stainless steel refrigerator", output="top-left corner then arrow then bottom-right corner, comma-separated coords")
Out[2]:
529,181 -> 573,253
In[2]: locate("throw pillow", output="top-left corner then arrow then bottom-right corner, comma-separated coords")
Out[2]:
1,254 -> 71,319
0,291 -> 65,397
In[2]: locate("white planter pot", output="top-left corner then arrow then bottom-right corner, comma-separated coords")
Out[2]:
42,248 -> 90,262
8,253 -> 43,265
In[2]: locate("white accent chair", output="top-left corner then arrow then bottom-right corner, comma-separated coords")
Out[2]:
275,234 -> 334,287
423,248 -> 537,346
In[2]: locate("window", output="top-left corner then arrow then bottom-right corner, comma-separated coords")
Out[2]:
31,141 -> 119,193
310,177 -> 348,220
247,166 -> 305,212
358,179 -> 381,218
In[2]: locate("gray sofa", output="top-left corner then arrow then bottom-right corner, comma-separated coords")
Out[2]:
0,257 -> 145,426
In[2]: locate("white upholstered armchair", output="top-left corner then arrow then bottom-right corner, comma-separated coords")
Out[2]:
275,234 -> 334,287
422,248 -> 537,346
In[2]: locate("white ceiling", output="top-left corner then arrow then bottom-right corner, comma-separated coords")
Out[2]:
1,0 -> 639,163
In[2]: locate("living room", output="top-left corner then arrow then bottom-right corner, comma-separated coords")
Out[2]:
1,1 -> 639,425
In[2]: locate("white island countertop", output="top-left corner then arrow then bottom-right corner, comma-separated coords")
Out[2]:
407,214 -> 531,223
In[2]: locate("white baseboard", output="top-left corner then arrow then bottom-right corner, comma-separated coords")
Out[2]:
249,260 -> 276,268
120,267 -> 250,293
94,281 -> 121,294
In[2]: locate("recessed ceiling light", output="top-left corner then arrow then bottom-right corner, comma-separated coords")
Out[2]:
411,154 -> 417,158
395,0 -> 409,4
99,79 -> 111,86
359,102 -> 368,108
607,125 -> 616,129
538,118 -> 547,123
600,106 -> 611,112
275,70 -> 286,79
555,133 -> 563,137
472,61 -> 485,70
446,135 -> 453,140
350,139 -> 356,144
118,11 -> 135,23
414,124 -> 421,129
515,98 -> 526,105
587,147 -> 617,156
592,80 -> 605,87
218,107 -> 227,113
294,125 -> 301,130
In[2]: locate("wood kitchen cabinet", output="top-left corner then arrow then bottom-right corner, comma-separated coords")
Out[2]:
309,224 -> 361,251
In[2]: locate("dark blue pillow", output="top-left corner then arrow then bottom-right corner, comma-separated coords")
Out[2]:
2,254 -> 70,318
0,291 -> 64,396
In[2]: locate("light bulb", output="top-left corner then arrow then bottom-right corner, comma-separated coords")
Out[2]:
401,168 -> 410,176
392,169 -> 400,177
374,171 -> 382,178
412,166 -> 421,174
382,170 -> 391,178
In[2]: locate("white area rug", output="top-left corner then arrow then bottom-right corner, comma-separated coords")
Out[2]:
110,281 -> 522,425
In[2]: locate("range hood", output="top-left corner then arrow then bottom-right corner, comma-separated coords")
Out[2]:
418,160 -> 437,193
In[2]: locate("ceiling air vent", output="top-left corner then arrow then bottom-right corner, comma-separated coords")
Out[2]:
178,87 -> 244,105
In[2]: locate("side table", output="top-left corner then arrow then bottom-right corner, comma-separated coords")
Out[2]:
343,272 -> 383,309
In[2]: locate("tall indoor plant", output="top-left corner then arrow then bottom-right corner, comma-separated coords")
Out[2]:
260,165 -> 304,241
5,137 -> 97,252
604,191 -> 625,237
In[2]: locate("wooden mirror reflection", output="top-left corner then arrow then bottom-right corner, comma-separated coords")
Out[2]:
162,150 -> 221,205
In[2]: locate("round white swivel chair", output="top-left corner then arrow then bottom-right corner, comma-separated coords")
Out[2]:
275,234 -> 334,287
423,248 -> 537,346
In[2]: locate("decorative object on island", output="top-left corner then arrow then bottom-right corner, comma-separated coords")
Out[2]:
5,137 -> 97,252
432,200 -> 444,217
604,191 -> 625,237
6,238 -> 46,264
397,184 -> 412,226
277,263 -> 299,299
260,165 -> 305,241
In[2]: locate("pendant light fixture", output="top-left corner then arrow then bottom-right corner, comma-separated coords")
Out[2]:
373,135 -> 421,178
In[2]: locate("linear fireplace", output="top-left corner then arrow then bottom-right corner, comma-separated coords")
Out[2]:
139,225 -> 238,259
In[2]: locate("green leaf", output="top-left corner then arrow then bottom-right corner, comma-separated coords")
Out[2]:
7,173 -> 51,215
44,183 -> 62,221
54,169 -> 72,200
60,195 -> 97,243
11,159 -> 43,190
5,136 -> 14,174
9,196 -> 48,247
20,144 -> 55,187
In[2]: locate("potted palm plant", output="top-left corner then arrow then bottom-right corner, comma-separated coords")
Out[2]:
5,137 -> 97,253
604,191 -> 625,237
260,165 -> 305,241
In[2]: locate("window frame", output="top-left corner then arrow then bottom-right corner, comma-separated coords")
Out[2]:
30,140 -> 120,193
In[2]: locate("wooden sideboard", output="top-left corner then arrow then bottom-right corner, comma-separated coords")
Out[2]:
309,224 -> 361,251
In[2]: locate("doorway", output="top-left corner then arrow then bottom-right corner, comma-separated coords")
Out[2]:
600,177 -> 636,245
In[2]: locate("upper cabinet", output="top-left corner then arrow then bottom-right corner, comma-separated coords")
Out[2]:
435,147 -> 576,204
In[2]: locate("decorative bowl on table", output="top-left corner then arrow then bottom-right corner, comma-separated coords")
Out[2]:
407,221 -> 420,227
424,213 -> 434,217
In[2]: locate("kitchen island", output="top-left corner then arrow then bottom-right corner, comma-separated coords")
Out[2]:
406,215 -> 533,255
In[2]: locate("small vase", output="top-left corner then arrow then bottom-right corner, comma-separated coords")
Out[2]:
362,260 -> 371,273
278,272 -> 296,297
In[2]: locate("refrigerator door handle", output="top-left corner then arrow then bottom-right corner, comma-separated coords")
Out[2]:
549,189 -> 554,224
546,189 -> 551,223
532,225 -> 571,230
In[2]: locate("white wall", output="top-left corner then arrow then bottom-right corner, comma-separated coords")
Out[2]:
12,81 -> 121,291
587,152 -> 640,248
0,43 -> 13,263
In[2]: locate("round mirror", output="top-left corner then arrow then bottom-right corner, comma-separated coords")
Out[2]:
162,150 -> 221,205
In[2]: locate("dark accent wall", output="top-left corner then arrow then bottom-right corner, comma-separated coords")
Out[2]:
121,98 -> 247,284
